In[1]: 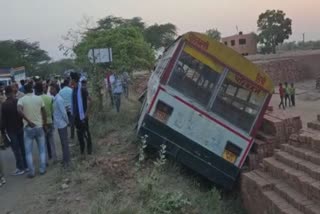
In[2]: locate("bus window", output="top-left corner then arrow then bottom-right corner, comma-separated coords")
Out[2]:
211,73 -> 267,133
155,39 -> 181,77
155,58 -> 170,76
168,51 -> 221,106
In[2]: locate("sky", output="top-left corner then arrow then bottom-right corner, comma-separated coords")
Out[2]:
0,0 -> 319,60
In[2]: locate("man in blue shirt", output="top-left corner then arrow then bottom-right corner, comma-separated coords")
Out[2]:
111,74 -> 123,113
59,79 -> 74,139
50,83 -> 70,168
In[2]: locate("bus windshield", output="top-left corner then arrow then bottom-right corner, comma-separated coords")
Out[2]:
168,50 -> 221,106
211,72 -> 267,133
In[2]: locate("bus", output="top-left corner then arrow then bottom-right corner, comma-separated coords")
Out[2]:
137,32 -> 273,189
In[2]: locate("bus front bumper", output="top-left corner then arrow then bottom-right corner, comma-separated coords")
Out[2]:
139,115 -> 241,190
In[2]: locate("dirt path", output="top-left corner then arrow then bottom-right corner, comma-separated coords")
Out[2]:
270,79 -> 320,126
0,133 -> 67,214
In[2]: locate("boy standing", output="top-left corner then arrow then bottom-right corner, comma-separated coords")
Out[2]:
290,83 -> 296,107
278,83 -> 285,110
284,82 -> 291,107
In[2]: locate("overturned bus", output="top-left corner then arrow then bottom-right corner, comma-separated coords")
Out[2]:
137,32 -> 273,189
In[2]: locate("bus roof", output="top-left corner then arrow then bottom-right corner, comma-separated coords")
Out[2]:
181,32 -> 274,93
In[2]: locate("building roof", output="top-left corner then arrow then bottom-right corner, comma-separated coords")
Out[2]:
222,32 -> 256,40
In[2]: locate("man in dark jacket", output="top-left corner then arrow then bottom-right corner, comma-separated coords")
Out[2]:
70,72 -> 92,155
1,86 -> 27,175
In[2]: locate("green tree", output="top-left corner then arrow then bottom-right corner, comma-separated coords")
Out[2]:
144,23 -> 177,49
95,16 -> 145,32
92,16 -> 177,50
0,40 -> 50,75
205,28 -> 221,41
36,59 -> 79,78
257,9 -> 292,54
73,26 -> 155,109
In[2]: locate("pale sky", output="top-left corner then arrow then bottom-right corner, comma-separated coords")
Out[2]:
1,0 -> 319,60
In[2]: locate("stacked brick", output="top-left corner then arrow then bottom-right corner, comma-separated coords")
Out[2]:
247,135 -> 275,171
260,111 -> 302,147
241,115 -> 320,214
256,59 -> 305,85
246,110 -> 302,171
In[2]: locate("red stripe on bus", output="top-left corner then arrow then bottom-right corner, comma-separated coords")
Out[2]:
148,87 -> 161,113
251,94 -> 272,136
160,41 -> 184,84
239,138 -> 254,167
158,86 -> 251,142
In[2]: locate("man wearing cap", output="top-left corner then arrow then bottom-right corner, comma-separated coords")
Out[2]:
70,72 -> 92,155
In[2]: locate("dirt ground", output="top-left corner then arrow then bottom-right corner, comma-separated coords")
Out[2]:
270,79 -> 320,126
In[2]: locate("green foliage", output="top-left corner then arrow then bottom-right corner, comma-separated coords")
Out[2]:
154,144 -> 167,168
0,40 -> 50,75
73,25 -> 155,108
74,26 -> 155,72
206,28 -> 221,41
149,191 -> 191,214
93,16 -> 177,50
34,58 -> 79,78
257,9 -> 292,54
95,16 -> 145,32
144,23 -> 178,49
136,135 -> 148,169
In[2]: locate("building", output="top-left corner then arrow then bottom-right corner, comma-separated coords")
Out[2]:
0,66 -> 26,86
221,32 -> 258,56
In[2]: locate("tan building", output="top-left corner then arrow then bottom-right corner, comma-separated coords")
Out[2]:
221,32 -> 258,56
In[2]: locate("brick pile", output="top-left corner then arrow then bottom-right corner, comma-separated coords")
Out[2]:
241,115 -> 320,214
260,110 -> 302,147
256,58 -> 305,85
246,110 -> 302,171
247,135 -> 275,171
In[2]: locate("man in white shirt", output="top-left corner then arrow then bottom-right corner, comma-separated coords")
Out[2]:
50,83 -> 70,168
17,82 -> 47,178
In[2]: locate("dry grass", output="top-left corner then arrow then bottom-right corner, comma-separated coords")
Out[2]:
24,89 -> 246,214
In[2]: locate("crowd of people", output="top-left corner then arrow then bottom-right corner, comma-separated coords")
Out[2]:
278,82 -> 296,109
0,72 -> 92,186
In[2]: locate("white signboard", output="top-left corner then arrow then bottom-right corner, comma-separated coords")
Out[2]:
88,48 -> 113,63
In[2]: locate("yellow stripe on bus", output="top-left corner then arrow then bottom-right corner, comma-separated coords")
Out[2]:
184,45 -> 224,74
183,32 -> 274,93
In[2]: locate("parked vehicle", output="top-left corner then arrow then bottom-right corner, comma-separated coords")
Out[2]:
137,32 -> 274,189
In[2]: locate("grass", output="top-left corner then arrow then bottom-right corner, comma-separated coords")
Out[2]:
84,91 -> 247,214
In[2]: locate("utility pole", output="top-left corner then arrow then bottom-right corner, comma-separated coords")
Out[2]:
303,33 -> 305,43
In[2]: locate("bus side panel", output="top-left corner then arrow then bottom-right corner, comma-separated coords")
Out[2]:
149,90 -> 252,167
139,114 -> 240,189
